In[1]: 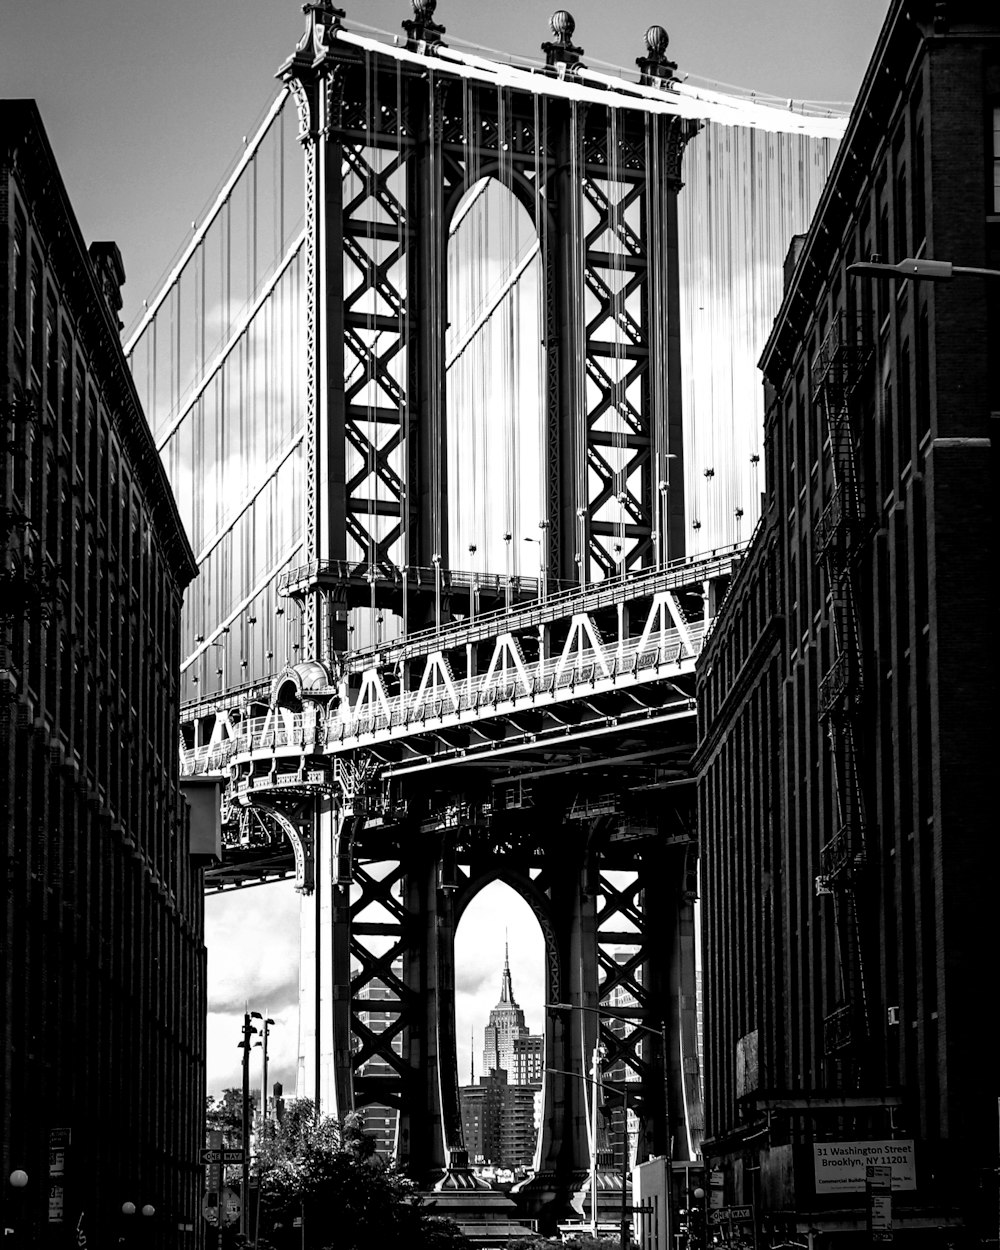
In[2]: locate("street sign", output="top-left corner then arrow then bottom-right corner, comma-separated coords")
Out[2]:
708,1206 -> 754,1225
200,1147 -> 245,1164
48,1129 -> 71,1226
202,1188 -> 241,1228
868,1164 -> 893,1241
220,1188 -> 241,1227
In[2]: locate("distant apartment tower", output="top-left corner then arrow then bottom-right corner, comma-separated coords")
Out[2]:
510,1034 -> 543,1085
605,950 -> 641,1171
460,1069 -> 506,1167
1,101 -> 205,1246
355,961 -> 402,1154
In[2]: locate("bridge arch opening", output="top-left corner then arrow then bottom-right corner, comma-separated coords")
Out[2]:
454,877 -> 547,1174
446,176 -> 545,582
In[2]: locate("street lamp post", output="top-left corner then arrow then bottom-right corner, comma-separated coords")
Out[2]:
543,1060 -> 605,1241
548,1001 -> 673,1249
544,1060 -> 633,1249
141,1204 -> 155,1249
8,1170 -> 28,1250
238,1009 -> 259,1241
590,1043 -> 603,1239
254,1010 -> 275,1250
121,1201 -> 136,1248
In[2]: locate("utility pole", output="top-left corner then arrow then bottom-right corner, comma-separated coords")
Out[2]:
238,1008 -> 258,1241
251,1011 -> 274,1250
590,1042 -> 603,1238
620,1083 -> 630,1250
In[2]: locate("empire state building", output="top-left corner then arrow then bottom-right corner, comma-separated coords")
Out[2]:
482,946 -> 542,1084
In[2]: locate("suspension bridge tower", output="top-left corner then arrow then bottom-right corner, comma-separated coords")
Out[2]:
166,0 -> 736,1229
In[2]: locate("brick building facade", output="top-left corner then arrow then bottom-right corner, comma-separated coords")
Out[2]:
1,101 -> 205,1247
696,2 -> 998,1245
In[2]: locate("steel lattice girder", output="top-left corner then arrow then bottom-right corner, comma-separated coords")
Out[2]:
289,40 -> 686,585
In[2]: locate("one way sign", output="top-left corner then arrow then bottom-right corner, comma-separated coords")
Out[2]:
200,1148 -> 244,1164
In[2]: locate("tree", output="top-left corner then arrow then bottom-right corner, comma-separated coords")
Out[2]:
206,1089 -> 244,1144
253,1101 -> 470,1250
505,1236 -> 620,1249
565,1237 -> 619,1248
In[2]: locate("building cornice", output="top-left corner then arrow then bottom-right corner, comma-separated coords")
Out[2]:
2,100 -> 198,587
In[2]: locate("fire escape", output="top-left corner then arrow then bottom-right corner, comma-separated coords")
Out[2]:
812,310 -> 874,1073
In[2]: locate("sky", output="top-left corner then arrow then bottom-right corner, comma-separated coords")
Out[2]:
3,0 -> 888,1099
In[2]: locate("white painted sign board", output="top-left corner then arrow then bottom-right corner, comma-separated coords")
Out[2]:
813,1141 -> 916,1193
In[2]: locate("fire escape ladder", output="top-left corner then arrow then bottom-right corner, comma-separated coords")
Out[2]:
812,313 -> 874,1062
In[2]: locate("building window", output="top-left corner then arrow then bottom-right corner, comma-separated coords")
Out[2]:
894,167 -> 908,261
916,309 -> 930,445
913,124 -> 926,244
13,206 -> 28,347
897,343 -> 911,474
29,252 -> 43,379
994,106 -> 1000,212
881,380 -> 894,497
876,199 -> 890,321
45,288 -> 58,410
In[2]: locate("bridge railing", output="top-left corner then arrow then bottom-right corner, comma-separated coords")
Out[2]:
340,544 -> 744,672
180,617 -> 706,775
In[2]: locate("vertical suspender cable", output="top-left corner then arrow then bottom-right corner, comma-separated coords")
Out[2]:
534,92 -> 547,575
366,51 -> 376,592
570,102 -> 586,586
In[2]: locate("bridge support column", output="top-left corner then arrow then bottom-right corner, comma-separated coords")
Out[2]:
396,841 -> 463,1182
296,795 -> 354,1120
520,834 -> 599,1229
638,837 -> 703,1163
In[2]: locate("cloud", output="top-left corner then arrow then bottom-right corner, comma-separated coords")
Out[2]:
204,877 -> 549,1101
206,881 -> 302,1094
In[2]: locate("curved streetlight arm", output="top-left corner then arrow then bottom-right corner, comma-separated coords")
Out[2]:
546,1001 -> 664,1039
846,257 -> 1000,282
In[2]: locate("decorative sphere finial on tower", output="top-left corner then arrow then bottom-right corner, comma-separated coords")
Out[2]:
402,0 -> 446,51
542,8 -> 584,70
637,20 -> 678,85
550,10 -> 576,41
645,25 -> 669,57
